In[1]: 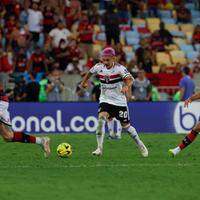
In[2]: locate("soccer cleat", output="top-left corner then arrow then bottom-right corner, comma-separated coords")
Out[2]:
168,147 -> 181,157
41,137 -> 51,158
168,149 -> 176,157
138,142 -> 148,157
92,148 -> 102,156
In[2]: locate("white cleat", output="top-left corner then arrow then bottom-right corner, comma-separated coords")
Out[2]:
41,137 -> 51,158
169,147 -> 180,157
92,148 -> 102,156
138,142 -> 148,157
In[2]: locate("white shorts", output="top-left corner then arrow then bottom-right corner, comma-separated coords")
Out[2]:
0,101 -> 11,126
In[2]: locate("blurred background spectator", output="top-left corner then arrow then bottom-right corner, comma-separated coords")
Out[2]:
132,70 -> 152,101
179,66 -> 195,101
46,68 -> 64,102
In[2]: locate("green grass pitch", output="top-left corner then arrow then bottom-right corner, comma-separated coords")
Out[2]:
0,134 -> 200,200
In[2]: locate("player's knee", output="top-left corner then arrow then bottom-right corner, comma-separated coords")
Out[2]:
121,123 -> 130,129
0,126 -> 13,142
2,134 -> 13,142
99,112 -> 109,120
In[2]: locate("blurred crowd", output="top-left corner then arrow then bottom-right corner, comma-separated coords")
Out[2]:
0,0 -> 199,102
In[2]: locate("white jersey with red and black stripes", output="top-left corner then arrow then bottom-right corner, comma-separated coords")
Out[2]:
90,62 -> 132,106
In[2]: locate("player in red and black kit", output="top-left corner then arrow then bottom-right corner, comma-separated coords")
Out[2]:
0,84 -> 50,158
169,91 -> 200,156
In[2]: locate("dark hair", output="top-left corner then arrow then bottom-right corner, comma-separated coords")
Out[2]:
183,66 -> 190,75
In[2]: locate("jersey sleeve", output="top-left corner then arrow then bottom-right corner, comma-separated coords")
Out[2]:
89,63 -> 101,74
120,66 -> 132,79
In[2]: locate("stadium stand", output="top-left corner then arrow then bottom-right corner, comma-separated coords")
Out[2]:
0,0 -> 199,102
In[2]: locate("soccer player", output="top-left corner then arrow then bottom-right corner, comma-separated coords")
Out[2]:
169,92 -> 200,156
80,47 -> 148,157
0,83 -> 51,158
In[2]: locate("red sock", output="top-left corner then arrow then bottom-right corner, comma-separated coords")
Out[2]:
179,130 -> 198,150
13,132 -> 36,143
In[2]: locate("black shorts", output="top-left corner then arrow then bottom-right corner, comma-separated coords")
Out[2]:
98,102 -> 130,124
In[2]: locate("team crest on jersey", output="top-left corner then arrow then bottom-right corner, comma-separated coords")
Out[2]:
104,75 -> 110,83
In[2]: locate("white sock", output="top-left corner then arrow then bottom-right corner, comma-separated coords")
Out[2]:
125,126 -> 142,145
96,118 -> 106,149
36,137 -> 42,145
116,119 -> 122,137
107,119 -> 115,137
173,146 -> 181,155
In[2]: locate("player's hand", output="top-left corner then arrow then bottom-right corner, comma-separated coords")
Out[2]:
121,86 -> 128,94
80,82 -> 88,89
184,98 -> 192,108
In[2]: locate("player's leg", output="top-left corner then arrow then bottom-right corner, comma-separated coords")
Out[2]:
169,122 -> 200,157
115,119 -> 122,139
107,118 -> 115,139
92,111 -> 109,156
122,123 -> 148,157
0,123 -> 51,157
116,106 -> 148,157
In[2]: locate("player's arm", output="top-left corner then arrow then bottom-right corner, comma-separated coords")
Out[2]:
184,92 -> 200,107
80,71 -> 93,88
179,87 -> 185,101
121,75 -> 134,99
80,64 -> 100,88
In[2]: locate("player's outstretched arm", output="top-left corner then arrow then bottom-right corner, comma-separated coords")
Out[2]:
80,71 -> 93,88
184,92 -> 200,107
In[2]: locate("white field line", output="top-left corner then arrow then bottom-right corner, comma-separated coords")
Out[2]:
0,163 -> 197,169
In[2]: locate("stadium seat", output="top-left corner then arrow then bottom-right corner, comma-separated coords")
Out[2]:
161,18 -> 176,24
170,31 -> 185,37
165,44 -> 179,51
180,24 -> 194,34
179,44 -> 194,53
165,24 -> 179,32
159,10 -> 172,18
146,18 -> 160,25
148,24 -> 160,32
146,18 -> 160,32
186,51 -> 199,62
152,65 -> 160,73
156,52 -> 172,66
173,38 -> 187,46
132,18 -> 146,27
170,50 -> 187,64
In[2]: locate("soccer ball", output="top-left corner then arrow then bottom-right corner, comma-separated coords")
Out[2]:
57,143 -> 72,158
